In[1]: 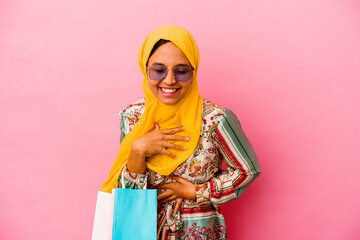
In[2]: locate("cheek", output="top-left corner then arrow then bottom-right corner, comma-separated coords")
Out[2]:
148,80 -> 159,91
181,82 -> 192,94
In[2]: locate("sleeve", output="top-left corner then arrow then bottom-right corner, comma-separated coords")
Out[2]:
117,111 -> 148,189
195,109 -> 261,205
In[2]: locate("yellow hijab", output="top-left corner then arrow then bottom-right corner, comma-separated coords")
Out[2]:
100,25 -> 203,193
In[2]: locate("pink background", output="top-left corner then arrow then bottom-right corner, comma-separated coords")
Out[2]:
1,0 -> 360,239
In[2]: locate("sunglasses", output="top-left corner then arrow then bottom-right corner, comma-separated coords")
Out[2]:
146,65 -> 194,82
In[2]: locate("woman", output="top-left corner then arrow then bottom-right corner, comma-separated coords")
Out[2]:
100,25 -> 261,239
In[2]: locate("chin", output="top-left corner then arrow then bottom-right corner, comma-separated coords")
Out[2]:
157,95 -> 182,105
160,99 -> 178,105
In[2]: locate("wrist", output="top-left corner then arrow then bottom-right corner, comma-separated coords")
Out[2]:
128,144 -> 146,174
190,183 -> 197,200
131,140 -> 147,159
192,188 -> 197,200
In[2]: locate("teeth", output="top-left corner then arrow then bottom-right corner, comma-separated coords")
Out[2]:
161,88 -> 177,93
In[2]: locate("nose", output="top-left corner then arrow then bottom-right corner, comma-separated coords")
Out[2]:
162,69 -> 177,85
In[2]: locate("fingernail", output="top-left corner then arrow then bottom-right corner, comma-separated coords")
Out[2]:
183,146 -> 187,150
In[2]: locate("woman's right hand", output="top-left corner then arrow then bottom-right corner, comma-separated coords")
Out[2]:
127,124 -> 190,173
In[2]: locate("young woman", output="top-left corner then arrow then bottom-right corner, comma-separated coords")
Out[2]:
100,25 -> 261,240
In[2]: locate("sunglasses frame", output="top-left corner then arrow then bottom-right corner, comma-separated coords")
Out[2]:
146,65 -> 194,82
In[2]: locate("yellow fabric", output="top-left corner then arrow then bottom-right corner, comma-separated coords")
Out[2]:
100,25 -> 203,193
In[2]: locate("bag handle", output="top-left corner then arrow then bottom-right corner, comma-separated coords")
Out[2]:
120,167 -> 147,189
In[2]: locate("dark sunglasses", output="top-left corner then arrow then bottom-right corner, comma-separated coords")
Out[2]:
146,65 -> 194,82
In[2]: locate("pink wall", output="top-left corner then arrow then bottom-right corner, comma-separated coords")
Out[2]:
1,0 -> 359,239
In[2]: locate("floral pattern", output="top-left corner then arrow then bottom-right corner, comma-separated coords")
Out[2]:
176,221 -> 226,240
118,98 -> 261,239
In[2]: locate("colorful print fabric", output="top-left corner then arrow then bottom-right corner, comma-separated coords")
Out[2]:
117,99 -> 261,240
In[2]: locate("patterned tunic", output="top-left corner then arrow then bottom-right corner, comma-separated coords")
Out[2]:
117,98 -> 261,240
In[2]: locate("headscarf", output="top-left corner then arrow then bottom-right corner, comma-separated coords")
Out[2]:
100,25 -> 203,193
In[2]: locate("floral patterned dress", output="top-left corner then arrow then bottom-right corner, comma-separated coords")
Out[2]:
117,98 -> 261,240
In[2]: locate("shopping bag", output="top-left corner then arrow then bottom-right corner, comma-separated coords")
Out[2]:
92,189 -> 115,240
112,171 -> 157,240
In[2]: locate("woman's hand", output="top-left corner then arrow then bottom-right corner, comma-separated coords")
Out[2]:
156,175 -> 196,204
127,125 -> 189,173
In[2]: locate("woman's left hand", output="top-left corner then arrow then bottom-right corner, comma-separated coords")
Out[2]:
156,176 -> 196,204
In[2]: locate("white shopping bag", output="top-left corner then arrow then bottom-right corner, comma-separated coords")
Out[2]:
92,189 -> 115,240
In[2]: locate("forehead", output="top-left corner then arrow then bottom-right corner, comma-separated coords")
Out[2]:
148,42 -> 191,66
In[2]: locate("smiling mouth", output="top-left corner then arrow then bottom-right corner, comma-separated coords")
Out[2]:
161,87 -> 177,93
159,87 -> 180,96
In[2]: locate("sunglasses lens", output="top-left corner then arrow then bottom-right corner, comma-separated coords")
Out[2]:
148,66 -> 167,81
174,66 -> 193,82
148,66 -> 193,82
